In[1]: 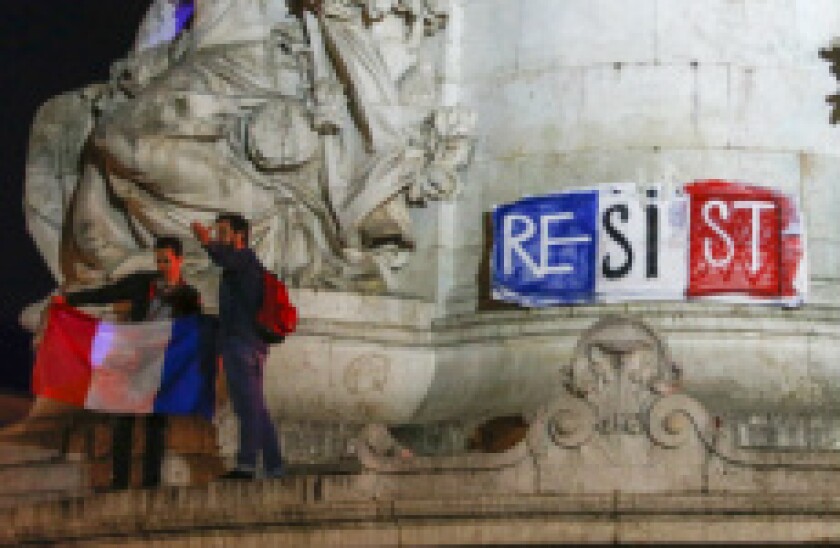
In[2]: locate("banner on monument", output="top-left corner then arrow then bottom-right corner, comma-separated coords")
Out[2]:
491,180 -> 807,307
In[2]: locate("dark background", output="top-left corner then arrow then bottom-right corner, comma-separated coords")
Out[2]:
0,1 -> 152,396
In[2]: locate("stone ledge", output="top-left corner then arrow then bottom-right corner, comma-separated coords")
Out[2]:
0,461 -> 84,495
8,484 -> 840,544
0,442 -> 61,467
292,301 -> 840,347
51,516 -> 840,546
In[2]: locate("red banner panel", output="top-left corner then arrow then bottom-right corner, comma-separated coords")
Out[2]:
686,180 -> 786,298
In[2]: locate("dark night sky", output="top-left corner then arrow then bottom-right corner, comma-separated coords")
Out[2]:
0,1 -> 152,395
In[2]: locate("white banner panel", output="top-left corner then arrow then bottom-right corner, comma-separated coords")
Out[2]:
595,183 -> 687,301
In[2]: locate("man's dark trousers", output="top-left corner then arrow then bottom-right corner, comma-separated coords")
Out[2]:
221,337 -> 282,474
112,414 -> 167,489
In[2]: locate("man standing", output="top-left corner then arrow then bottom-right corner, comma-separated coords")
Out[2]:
191,214 -> 283,480
54,236 -> 201,489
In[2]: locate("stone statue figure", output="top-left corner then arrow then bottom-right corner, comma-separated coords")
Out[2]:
24,0 -> 474,307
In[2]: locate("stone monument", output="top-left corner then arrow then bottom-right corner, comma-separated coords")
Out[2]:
25,0 -> 475,297
5,0 -> 840,543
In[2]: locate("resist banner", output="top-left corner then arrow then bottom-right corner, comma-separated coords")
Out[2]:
492,180 -> 807,307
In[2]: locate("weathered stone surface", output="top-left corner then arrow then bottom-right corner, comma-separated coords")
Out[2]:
0,462 -> 84,496
11,486 -> 840,545
252,291 -> 840,424
657,0 -> 803,67
0,442 -> 61,467
801,154 -> 840,257
521,0 -> 658,69
165,416 -> 220,454
728,65 -> 838,153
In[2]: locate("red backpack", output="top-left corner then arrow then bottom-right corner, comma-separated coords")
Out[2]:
256,270 -> 298,344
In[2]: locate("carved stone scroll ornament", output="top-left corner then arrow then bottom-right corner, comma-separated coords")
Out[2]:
646,393 -> 711,448
532,316 -> 690,450
566,316 -> 682,435
526,396 -> 596,454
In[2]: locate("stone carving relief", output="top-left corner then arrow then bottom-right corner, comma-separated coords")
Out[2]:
345,317 -> 840,493
529,316 -> 695,455
24,0 -> 475,304
564,316 -> 682,436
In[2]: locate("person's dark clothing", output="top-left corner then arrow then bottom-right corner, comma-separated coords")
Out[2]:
66,271 -> 201,489
112,414 -> 167,488
66,271 -> 201,321
203,242 -> 283,476
203,243 -> 264,343
221,339 -> 282,474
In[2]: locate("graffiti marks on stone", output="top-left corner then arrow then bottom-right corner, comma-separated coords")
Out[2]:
343,354 -> 391,395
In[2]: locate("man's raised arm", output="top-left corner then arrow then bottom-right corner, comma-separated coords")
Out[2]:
191,221 -> 251,272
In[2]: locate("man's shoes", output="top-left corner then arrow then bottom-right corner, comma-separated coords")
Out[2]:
265,468 -> 285,479
217,469 -> 255,481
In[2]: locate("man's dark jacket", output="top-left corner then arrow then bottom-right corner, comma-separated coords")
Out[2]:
65,271 -> 201,320
203,243 -> 263,343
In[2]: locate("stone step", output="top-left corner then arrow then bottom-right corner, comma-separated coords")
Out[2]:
2,477 -> 309,544
77,416 -> 220,456
0,419 -> 68,447
86,453 -> 225,490
0,441 -> 62,466
7,484 -> 840,545
0,394 -> 33,426
0,490 -> 78,511
0,461 -> 85,496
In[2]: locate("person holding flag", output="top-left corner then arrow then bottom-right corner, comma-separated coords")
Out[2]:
51,236 -> 201,490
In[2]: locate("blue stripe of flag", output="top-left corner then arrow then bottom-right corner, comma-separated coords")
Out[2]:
153,315 -> 215,419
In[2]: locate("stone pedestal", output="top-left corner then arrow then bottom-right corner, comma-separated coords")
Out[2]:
262,290 -> 840,440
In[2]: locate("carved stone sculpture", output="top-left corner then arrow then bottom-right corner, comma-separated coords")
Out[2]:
563,316 -> 682,436
25,0 -> 474,300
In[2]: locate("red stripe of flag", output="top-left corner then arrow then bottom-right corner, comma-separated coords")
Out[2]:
33,304 -> 97,407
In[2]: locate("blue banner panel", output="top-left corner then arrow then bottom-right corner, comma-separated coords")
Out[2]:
492,191 -> 598,306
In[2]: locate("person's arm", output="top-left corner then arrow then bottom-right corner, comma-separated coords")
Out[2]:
190,221 -> 254,272
64,274 -> 145,307
202,243 -> 253,272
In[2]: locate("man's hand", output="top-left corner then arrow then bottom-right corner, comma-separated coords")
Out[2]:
191,221 -> 212,245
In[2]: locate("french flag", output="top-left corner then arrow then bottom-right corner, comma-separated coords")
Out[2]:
33,304 -> 214,419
